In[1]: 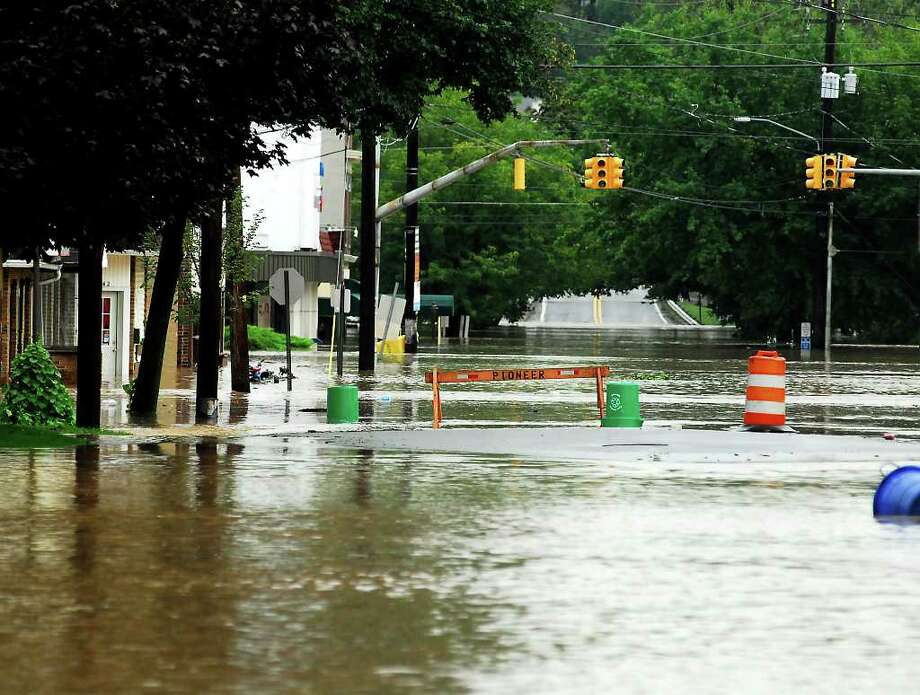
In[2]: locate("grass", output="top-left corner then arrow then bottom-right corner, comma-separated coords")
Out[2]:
678,300 -> 721,326
224,324 -> 316,351
0,424 -> 90,449
0,424 -> 128,450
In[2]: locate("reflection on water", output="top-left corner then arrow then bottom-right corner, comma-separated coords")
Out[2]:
96,328 -> 920,437
3,330 -> 920,691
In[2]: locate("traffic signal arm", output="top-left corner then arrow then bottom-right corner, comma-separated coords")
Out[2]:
376,138 -> 609,221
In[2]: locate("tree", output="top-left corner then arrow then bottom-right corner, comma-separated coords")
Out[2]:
339,0 -> 565,367
541,1 -> 920,340
224,171 -> 252,394
1,2 -> 355,422
364,90 -> 604,328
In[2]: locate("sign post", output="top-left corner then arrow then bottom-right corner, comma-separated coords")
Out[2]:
269,267 -> 304,392
283,271 -> 292,391
800,321 -> 812,350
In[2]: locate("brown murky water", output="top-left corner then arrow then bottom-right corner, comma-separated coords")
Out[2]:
3,328 -> 920,692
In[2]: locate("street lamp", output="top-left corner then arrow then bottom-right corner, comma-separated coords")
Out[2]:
732,116 -> 819,145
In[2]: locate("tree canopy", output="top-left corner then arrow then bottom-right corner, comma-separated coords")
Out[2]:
543,0 -> 920,339
365,1 -> 919,339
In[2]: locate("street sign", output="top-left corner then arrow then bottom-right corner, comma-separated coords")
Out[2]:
331,288 -> 351,313
801,322 -> 812,338
269,268 -> 304,305
801,337 -> 811,350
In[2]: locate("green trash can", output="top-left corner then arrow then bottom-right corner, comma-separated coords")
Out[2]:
601,381 -> 643,428
327,385 -> 359,424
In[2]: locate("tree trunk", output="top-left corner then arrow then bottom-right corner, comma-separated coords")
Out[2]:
130,215 -> 186,416
76,239 -> 104,428
229,281 -> 250,392
196,200 -> 223,419
225,172 -> 250,393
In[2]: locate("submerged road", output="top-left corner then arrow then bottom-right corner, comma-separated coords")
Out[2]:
514,289 -> 680,329
324,427 -> 920,465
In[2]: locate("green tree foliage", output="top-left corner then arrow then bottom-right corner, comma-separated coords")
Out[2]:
368,90 -> 609,326
341,0 -> 564,133
0,343 -> 75,428
542,1 -> 920,339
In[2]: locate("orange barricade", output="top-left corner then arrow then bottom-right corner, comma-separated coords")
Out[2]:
743,350 -> 787,429
424,366 -> 609,429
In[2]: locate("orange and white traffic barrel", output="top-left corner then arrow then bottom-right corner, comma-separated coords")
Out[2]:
742,350 -> 792,431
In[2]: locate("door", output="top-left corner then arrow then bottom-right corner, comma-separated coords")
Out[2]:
101,292 -> 119,381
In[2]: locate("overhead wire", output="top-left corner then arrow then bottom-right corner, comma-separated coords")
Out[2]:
546,10 -> 817,65
818,108 -> 917,168
753,0 -> 920,32
416,113 -> 818,216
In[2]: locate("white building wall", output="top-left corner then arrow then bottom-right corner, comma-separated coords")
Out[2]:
101,253 -> 132,383
320,130 -> 351,230
289,284 -> 319,339
244,129 -> 323,252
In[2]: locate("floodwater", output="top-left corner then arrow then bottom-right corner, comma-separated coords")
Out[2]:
3,328 -> 920,693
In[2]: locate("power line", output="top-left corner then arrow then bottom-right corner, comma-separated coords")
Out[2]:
754,0 -> 920,32
421,201 -> 589,206
572,40 -> 882,47
817,109 -> 917,169
568,61 -> 920,70
624,187 -> 816,215
687,6 -> 794,39
547,10 -> 816,65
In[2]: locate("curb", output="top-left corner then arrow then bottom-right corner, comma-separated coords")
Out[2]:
666,299 -> 699,325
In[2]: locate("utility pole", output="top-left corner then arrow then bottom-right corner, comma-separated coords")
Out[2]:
816,0 -> 838,356
359,126 -> 378,372
404,124 -> 420,353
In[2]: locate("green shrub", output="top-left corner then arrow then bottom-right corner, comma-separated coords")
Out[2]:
0,343 -> 75,427
223,324 -> 315,351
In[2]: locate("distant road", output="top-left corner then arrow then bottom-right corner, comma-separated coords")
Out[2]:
512,289 -> 683,329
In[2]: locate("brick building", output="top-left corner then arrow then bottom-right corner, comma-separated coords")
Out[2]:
1,249 -> 180,387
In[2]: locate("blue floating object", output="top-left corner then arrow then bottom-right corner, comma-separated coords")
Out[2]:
873,466 -> 920,517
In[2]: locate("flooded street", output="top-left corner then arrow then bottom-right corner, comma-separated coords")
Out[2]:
3,329 -> 920,692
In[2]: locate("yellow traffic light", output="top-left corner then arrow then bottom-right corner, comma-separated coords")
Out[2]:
839,154 -> 857,189
822,154 -> 838,190
513,157 -> 525,191
805,155 -> 823,190
584,156 -> 609,189
608,157 -> 624,189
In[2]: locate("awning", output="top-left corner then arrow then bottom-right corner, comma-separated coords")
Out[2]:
251,250 -> 353,285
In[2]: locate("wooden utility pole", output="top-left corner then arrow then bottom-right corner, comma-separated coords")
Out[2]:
815,0 -> 838,353
359,127 -> 378,372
